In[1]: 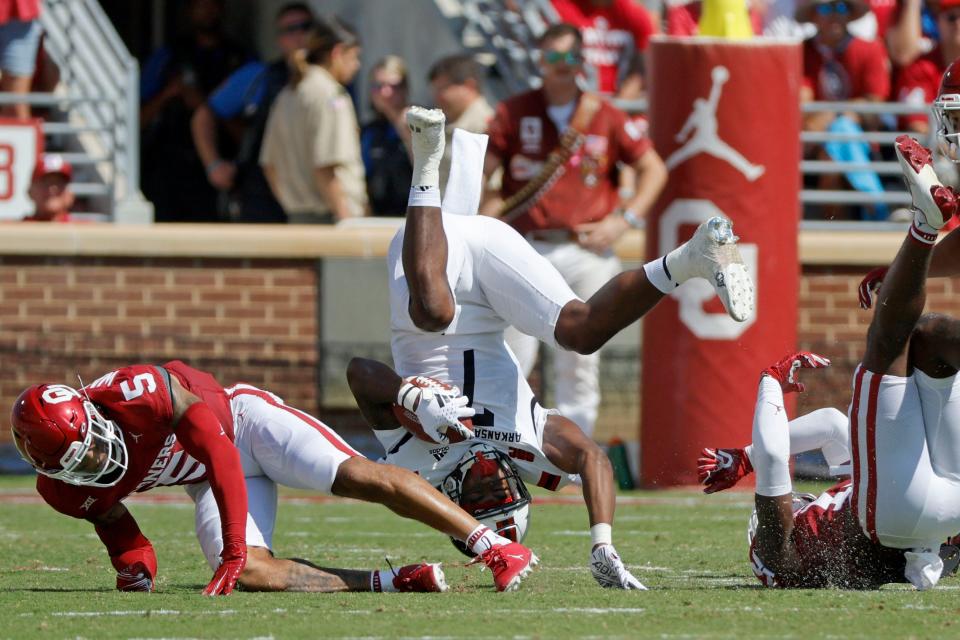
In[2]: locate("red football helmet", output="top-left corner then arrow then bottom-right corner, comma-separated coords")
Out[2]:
11,384 -> 128,487
934,58 -> 960,161
441,443 -> 531,557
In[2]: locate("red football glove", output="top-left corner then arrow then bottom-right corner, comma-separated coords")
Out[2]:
858,266 -> 888,310
698,447 -> 753,494
203,542 -> 246,596
762,351 -> 831,394
116,561 -> 155,592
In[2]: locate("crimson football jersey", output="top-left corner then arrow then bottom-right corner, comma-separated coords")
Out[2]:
36,361 -> 234,520
750,480 -> 906,588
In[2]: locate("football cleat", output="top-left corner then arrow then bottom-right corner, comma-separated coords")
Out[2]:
762,351 -> 830,394
698,447 -> 753,494
668,216 -> 754,322
590,545 -> 646,590
470,541 -> 538,592
894,135 -> 958,234
390,563 -> 449,593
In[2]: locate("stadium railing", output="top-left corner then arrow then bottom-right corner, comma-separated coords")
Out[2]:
0,0 -> 150,222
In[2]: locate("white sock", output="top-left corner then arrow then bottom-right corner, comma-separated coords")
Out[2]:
752,376 -> 793,497
370,569 -> 398,593
643,256 -> 676,294
466,525 -> 509,555
408,185 -> 441,209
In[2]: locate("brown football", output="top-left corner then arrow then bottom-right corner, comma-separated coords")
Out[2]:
391,376 -> 472,445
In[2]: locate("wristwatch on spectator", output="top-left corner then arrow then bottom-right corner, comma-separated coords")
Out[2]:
619,208 -> 643,229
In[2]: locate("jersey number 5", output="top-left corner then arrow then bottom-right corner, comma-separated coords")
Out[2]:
121,373 -> 157,401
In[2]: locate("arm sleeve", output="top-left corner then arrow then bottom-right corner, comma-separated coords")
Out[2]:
615,112 -> 652,165
752,377 -> 793,497
312,94 -> 357,168
94,510 -> 158,577
175,402 -> 248,556
208,62 -> 267,119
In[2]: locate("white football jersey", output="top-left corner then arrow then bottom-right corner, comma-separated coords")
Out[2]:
383,214 -> 577,486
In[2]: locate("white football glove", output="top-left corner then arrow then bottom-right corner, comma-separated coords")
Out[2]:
590,545 -> 647,590
397,379 -> 475,443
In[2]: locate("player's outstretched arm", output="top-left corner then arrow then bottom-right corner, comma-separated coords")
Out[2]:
167,373 -> 248,596
346,357 -> 405,430
91,503 -> 158,592
403,107 -> 455,332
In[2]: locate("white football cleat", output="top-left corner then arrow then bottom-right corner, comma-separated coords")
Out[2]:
895,135 -> 950,230
590,545 -> 647,590
668,216 -> 755,322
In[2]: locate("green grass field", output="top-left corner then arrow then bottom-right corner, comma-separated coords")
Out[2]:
1,475 -> 957,639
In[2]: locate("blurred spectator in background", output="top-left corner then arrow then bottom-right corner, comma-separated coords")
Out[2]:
799,0 -> 891,128
885,0 -> 938,67
552,0 -> 656,98
190,2 -> 315,223
361,55 -> 413,217
0,0 -> 41,119
140,0 -> 251,222
799,0 -> 891,219
260,18 -> 367,224
482,23 -> 667,438
428,54 -> 494,194
896,0 -> 960,136
23,154 -> 73,222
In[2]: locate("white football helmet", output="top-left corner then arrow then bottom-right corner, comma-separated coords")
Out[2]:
441,443 -> 532,557
746,492 -> 817,547
934,59 -> 960,162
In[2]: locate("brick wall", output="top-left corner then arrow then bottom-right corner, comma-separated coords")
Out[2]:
0,256 -> 318,443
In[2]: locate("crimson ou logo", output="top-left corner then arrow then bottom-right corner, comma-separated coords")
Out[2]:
659,199 -> 757,339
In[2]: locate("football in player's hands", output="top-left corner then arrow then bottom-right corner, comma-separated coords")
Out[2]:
392,376 -> 475,445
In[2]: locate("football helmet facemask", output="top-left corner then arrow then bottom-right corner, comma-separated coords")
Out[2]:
11,384 -> 128,487
934,59 -> 960,162
441,443 -> 532,557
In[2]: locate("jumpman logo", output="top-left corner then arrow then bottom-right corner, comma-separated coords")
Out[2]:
128,432 -> 142,443
665,66 -> 765,182
766,402 -> 784,415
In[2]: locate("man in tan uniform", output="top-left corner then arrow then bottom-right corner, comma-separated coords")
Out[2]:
260,19 -> 368,223
428,54 -> 495,195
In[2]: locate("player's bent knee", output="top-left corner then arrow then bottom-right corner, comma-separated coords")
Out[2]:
555,302 -> 602,355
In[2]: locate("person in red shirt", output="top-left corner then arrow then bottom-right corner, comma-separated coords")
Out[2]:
482,22 -> 666,439
799,0 -> 891,116
551,0 -> 657,98
23,154 -> 75,222
896,1 -> 960,135
10,361 -> 540,594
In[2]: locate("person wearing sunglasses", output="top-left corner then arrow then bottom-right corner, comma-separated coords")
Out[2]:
360,55 -> 414,216
481,22 -> 667,440
190,2 -> 316,223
